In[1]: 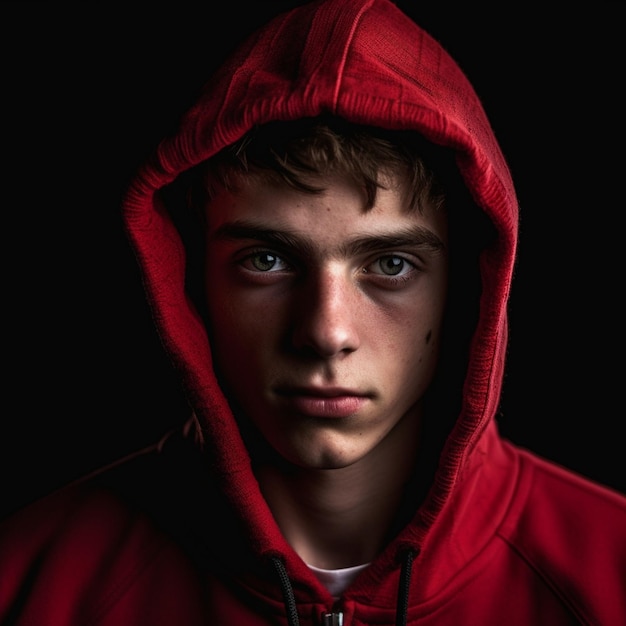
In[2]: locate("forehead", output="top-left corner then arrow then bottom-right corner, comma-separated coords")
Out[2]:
206,175 -> 448,250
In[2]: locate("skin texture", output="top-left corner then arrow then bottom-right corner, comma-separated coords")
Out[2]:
204,175 -> 449,567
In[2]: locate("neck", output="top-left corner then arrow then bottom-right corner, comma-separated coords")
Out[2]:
255,410 -> 422,570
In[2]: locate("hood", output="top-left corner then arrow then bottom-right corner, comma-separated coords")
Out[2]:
121,0 -> 518,599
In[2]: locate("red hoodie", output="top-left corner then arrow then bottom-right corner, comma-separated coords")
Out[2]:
1,1 -> 625,624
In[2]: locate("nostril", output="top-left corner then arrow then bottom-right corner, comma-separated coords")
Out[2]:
291,303 -> 359,358
292,323 -> 360,358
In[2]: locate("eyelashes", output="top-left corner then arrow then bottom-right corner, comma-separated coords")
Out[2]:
238,249 -> 421,287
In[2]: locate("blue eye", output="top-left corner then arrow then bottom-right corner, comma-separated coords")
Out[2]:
251,253 -> 277,271
371,255 -> 412,276
246,252 -> 290,272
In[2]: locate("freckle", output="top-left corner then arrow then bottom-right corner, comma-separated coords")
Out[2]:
425,330 -> 432,344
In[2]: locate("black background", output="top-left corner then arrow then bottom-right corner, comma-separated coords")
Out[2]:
2,2 -> 624,518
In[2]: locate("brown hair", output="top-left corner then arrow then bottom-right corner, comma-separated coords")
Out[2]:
189,115 -> 447,217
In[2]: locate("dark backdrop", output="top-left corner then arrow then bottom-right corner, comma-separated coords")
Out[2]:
2,2 -> 624,518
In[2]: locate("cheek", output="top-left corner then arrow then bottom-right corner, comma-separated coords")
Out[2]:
385,304 -> 445,374
208,298 -> 258,348
394,326 -> 438,368
206,298 -> 264,394
205,284 -> 282,364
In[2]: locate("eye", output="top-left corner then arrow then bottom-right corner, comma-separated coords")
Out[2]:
367,255 -> 414,277
243,251 -> 291,272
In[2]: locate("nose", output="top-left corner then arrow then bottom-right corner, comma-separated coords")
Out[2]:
291,268 -> 360,358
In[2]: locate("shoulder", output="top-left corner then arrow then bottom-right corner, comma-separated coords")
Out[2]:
0,430 -> 176,556
507,447 -> 626,539
1,422 -> 212,545
500,446 -> 626,623
0,424 -> 211,623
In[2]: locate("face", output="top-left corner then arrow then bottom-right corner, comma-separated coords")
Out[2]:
204,175 -> 448,470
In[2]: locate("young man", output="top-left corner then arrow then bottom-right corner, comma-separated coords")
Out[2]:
1,1 -> 624,625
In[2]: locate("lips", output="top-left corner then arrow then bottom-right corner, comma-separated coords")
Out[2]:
276,387 -> 371,418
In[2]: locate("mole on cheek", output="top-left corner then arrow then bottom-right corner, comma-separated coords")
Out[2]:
425,330 -> 432,344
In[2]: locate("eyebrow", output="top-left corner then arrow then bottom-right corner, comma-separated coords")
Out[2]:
212,220 -> 446,257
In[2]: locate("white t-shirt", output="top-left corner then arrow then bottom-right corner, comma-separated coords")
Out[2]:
307,562 -> 370,599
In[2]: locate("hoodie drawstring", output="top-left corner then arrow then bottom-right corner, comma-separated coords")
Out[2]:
395,548 -> 417,626
271,549 -> 417,626
271,556 -> 300,626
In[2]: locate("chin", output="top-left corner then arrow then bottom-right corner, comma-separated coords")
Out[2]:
279,439 -> 367,471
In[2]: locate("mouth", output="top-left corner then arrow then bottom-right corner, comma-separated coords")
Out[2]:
275,386 -> 372,418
